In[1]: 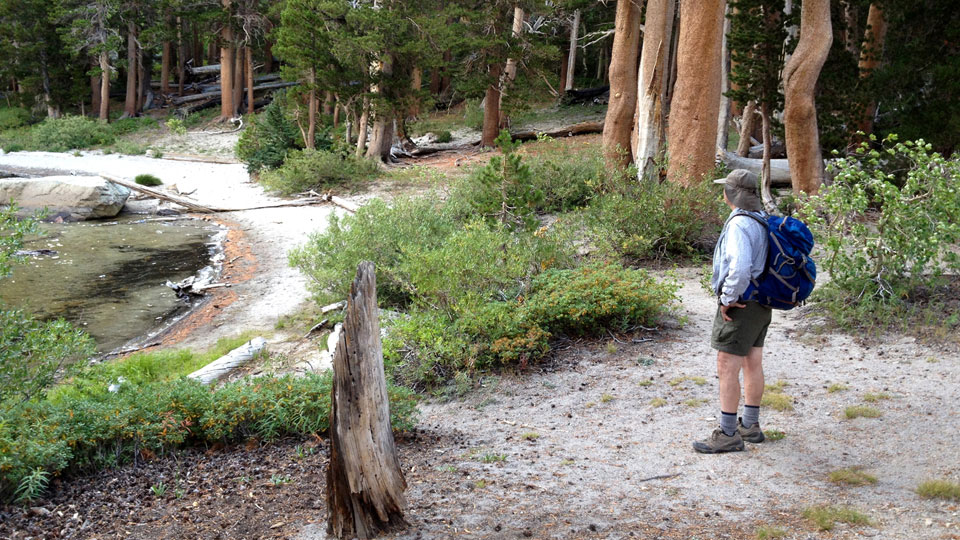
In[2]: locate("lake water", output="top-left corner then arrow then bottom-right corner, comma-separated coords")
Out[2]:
0,217 -> 223,352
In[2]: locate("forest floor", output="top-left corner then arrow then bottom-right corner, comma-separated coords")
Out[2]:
2,113 -> 959,539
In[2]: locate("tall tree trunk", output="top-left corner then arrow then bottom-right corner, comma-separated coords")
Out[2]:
602,0 -> 642,167
410,67 -> 422,118
245,46 -> 254,114
559,49 -> 569,95
264,41 -> 274,73
326,262 -> 407,539
565,9 -> 580,91
841,0 -> 859,57
429,67 -> 441,96
440,50 -> 452,94
666,0 -> 726,185
499,6 -> 525,127
481,63 -> 502,147
323,91 -> 334,116
161,41 -> 172,94
783,0 -> 831,195
854,3 -> 886,136
759,101 -> 777,212
91,72 -> 101,118
366,57 -> 395,162
307,69 -> 317,150
124,21 -> 138,118
177,18 -> 187,96
219,1 -> 235,120
138,46 -> 150,112
192,24 -> 202,66
737,101 -> 759,156
99,51 -> 110,121
334,98 -> 342,128
233,45 -> 244,114
716,7 -> 732,153
208,40 -> 218,65
635,0 -> 677,181
356,93 -> 370,157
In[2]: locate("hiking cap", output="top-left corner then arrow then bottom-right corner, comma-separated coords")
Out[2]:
714,169 -> 763,212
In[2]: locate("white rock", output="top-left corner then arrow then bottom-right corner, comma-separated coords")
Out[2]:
0,176 -> 130,220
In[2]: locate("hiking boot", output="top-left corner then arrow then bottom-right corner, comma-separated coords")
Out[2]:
692,428 -> 745,454
738,418 -> 765,443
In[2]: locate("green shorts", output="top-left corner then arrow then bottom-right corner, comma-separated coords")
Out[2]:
711,301 -> 773,357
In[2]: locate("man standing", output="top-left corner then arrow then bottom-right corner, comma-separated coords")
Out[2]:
693,169 -> 771,454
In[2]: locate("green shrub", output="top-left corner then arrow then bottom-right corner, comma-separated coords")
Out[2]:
165,117 -> 187,135
524,147 -> 603,213
109,140 -> 148,155
916,479 -> 960,500
134,174 -> 162,186
802,505 -> 872,531
583,174 -> 726,262
236,91 -> 304,173
435,130 -> 453,143
259,148 -> 380,195
109,116 -> 158,136
0,107 -> 32,130
0,373 -> 418,502
30,115 -> 114,152
803,135 -> 960,328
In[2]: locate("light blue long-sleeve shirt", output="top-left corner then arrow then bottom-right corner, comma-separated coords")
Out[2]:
711,209 -> 769,306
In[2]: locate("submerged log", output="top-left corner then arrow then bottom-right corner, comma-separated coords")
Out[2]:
327,262 -> 407,539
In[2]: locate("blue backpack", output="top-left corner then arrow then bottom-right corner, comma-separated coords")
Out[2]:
739,213 -> 817,310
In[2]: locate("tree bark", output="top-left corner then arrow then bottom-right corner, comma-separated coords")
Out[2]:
854,3 -> 886,136
323,91 -> 334,116
264,40 -> 274,73
737,100 -> 759,156
307,69 -> 317,150
326,262 -> 407,540
245,46 -> 254,114
635,0 -> 676,181
499,6 -> 525,127
716,8 -> 732,153
233,45 -> 244,114
565,9 -> 580,92
161,41 -> 172,94
366,56 -> 395,161
759,101 -> 777,212
356,93 -> 370,157
559,49 -> 569,96
602,0 -> 642,167
666,0 -> 727,185
124,21 -> 138,118
219,0 -> 235,120
410,67 -> 423,118
99,51 -> 110,121
481,63 -> 502,147
91,68 -> 101,118
177,18 -> 187,96
783,0 -> 831,195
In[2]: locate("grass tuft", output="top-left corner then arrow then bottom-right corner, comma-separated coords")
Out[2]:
845,405 -> 882,419
802,505 -> 872,531
764,429 -> 785,441
827,383 -> 848,393
862,392 -> 892,403
134,173 -> 163,186
650,397 -> 667,408
755,525 -> 788,539
828,467 -> 878,486
761,391 -> 794,412
916,479 -> 960,500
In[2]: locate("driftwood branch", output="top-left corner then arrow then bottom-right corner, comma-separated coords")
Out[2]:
101,174 -> 218,213
188,337 -> 267,385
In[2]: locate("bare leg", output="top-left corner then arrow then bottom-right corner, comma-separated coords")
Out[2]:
717,351 -> 744,412
742,346 -> 764,406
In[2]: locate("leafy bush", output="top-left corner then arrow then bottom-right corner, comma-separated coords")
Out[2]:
108,116 -> 158,136
237,91 -> 318,173
134,174 -> 162,186
435,130 -> 452,143
0,107 -> 32,130
259,148 -> 380,195
802,136 -> 960,329
165,117 -> 187,135
29,115 -> 115,152
524,146 -> 604,213
0,373 -> 418,502
584,175 -> 727,262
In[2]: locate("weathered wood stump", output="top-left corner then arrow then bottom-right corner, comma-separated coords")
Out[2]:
327,261 -> 407,539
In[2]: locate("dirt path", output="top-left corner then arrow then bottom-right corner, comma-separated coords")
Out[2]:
298,268 -> 960,539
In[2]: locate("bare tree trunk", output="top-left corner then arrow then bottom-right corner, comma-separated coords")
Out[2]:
334,98 -> 341,128
716,7 -> 732,153
440,51 -> 452,94
635,0 -> 677,181
737,101 -> 759,156
854,3 -> 886,136
323,91 -> 334,116
666,0 -> 727,185
326,262 -> 407,540
841,0 -> 859,57
366,57 -> 395,162
559,49 -> 569,95
233,45 -> 244,114
138,46 -> 150,112
356,94 -> 370,157
499,6 -> 525,127
783,0 -> 831,195
481,63 -> 502,147
264,40 -> 274,73
759,101 -> 777,212
245,45 -> 254,114
783,0 -> 798,67
410,67 -> 422,118
219,1 -> 235,120
565,9 -> 580,92
307,69 -> 317,150
123,21 -> 138,118
177,18 -> 187,96
99,51 -> 110,121
91,69 -> 101,117
602,0 -> 642,167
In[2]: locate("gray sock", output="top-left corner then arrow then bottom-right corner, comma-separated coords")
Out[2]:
720,411 -> 738,436
742,405 -> 760,427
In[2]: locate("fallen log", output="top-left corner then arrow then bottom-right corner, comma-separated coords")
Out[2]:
101,174 -> 218,213
171,81 -> 297,105
188,337 -> 267,385
509,121 -> 604,142
187,63 -> 222,76
719,151 -> 792,188
561,85 -> 610,105
161,153 -> 242,165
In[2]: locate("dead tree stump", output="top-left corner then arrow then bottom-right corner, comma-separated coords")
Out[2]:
327,261 -> 407,539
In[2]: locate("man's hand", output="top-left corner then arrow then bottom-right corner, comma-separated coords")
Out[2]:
720,302 -> 746,321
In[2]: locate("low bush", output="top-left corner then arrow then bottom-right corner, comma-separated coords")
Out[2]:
916,479 -> 960,500
134,174 -> 162,186
0,107 -> 32,130
0,373 -> 418,502
435,130 -> 452,143
802,505 -> 872,531
803,135 -> 960,330
259,148 -> 380,195
583,175 -> 726,262
30,116 -> 115,152
237,91 -> 332,173
108,116 -> 158,136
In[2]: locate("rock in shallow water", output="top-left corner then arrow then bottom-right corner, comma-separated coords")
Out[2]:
0,175 -> 130,220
